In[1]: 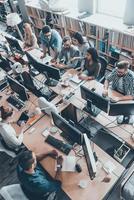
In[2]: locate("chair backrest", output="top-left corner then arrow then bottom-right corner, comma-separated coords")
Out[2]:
97,56 -> 108,80
0,184 -> 28,200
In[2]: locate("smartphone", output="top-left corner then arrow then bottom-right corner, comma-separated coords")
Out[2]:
17,111 -> 29,126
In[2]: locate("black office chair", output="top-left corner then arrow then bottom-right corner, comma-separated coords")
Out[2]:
97,56 -> 108,83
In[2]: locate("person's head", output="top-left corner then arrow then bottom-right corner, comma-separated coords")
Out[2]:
23,23 -> 32,35
42,25 -> 52,40
62,36 -> 71,49
116,61 -> 129,77
72,32 -> 84,45
0,106 -> 13,121
86,48 -> 98,62
18,150 -> 37,171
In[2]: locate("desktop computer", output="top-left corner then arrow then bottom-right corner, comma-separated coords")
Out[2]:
26,52 -> 61,86
82,134 -> 97,180
6,75 -> 29,110
51,112 -> 83,145
5,36 -> 24,55
80,85 -> 109,116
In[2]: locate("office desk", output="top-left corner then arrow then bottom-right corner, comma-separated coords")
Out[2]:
73,80 -> 134,148
23,115 -> 125,200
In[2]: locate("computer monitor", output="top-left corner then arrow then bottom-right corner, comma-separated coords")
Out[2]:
7,75 -> 28,101
26,52 -> 61,86
80,85 -> 109,115
82,133 -> 97,180
0,55 -> 12,72
109,102 -> 134,116
51,112 -> 83,145
5,36 -> 23,54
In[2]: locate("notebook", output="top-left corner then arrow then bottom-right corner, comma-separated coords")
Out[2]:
55,156 -> 76,172
70,75 -> 82,84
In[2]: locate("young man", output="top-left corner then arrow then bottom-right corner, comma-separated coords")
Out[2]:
103,61 -> 134,101
39,25 -> 62,60
17,149 -> 63,200
103,61 -> 134,123
57,35 -> 80,69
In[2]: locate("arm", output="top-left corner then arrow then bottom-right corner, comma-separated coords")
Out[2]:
36,150 -> 58,162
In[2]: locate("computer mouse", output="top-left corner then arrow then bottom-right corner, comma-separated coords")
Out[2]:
75,163 -> 82,173
110,98 -> 117,103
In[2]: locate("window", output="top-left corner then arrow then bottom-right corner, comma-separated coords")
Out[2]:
97,0 -> 127,18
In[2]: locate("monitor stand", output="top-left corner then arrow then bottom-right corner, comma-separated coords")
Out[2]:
117,115 -> 134,124
83,99 -> 101,117
44,72 -> 58,87
45,78 -> 58,87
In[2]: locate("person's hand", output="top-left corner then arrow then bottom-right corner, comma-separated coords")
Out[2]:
47,149 -> 58,159
78,75 -> 88,81
51,58 -> 57,63
56,63 -> 65,69
69,57 -> 77,62
102,89 -> 108,97
57,155 -> 63,165
40,54 -> 45,59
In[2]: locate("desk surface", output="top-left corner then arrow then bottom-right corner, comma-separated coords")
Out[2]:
23,115 -> 125,200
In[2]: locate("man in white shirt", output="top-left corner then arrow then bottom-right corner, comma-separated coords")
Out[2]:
0,106 -> 24,150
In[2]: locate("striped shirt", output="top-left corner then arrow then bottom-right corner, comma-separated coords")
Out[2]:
106,68 -> 134,96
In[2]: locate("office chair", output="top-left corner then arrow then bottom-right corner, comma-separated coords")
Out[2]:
97,56 -> 108,83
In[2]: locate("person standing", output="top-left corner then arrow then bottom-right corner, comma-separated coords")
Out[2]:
39,25 -> 62,60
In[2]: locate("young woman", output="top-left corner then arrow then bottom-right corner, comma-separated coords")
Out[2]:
78,47 -> 101,81
72,31 -> 90,58
0,106 -> 24,150
23,23 -> 38,51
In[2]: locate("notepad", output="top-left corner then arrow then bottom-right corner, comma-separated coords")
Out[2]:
70,75 -> 82,84
55,156 -> 76,172
103,161 -> 116,174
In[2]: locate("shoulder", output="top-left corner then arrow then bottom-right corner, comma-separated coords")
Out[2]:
52,29 -> 62,39
127,69 -> 134,79
71,45 -> 79,51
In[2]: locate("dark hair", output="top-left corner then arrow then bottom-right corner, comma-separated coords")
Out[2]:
63,35 -> 71,43
116,61 -> 129,70
42,25 -> 51,34
72,32 -> 84,45
87,48 -> 98,62
0,106 -> 13,120
18,150 -> 35,171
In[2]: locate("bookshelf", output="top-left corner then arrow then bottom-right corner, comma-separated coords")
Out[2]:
25,2 -> 134,70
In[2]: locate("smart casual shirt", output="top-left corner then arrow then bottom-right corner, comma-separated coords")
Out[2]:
39,29 -> 62,53
106,68 -> 134,96
58,45 -> 80,68
17,164 -> 61,199
0,122 -> 23,149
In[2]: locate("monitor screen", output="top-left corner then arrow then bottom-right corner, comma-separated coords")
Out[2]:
0,55 -> 12,72
5,36 -> 23,53
109,102 -> 134,116
51,112 -> 83,145
26,52 -> 61,81
80,85 -> 109,113
7,75 -> 28,101
82,133 -> 97,180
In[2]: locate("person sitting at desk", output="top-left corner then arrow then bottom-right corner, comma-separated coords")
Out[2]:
17,149 -> 63,200
0,106 -> 24,150
23,23 -> 38,51
103,61 -> 134,123
78,47 -> 100,81
55,35 -> 80,69
103,61 -> 134,101
72,31 -> 90,58
39,25 -> 62,61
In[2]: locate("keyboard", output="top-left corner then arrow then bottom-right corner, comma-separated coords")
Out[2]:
6,95 -> 24,110
45,135 -> 72,155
